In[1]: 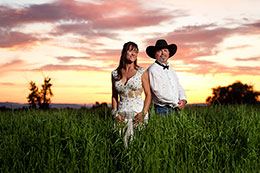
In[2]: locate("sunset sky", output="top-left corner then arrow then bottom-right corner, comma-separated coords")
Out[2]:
1,0 -> 260,105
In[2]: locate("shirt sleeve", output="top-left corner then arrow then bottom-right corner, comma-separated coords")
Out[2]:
175,73 -> 187,102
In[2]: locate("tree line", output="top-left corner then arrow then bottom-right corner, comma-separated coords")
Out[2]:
25,78 -> 259,110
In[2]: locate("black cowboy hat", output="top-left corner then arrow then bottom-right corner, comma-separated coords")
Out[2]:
146,39 -> 177,59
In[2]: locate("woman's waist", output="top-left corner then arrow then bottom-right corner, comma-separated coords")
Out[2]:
118,102 -> 144,117
119,96 -> 143,101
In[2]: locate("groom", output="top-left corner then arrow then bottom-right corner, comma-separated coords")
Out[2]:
146,39 -> 187,116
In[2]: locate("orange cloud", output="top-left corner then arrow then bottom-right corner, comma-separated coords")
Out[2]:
0,83 -> 15,86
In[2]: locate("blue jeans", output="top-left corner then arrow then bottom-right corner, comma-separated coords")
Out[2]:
154,105 -> 179,117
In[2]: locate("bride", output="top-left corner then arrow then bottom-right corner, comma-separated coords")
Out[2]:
111,41 -> 151,148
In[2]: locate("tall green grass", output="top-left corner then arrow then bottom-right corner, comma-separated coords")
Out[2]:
1,105 -> 260,172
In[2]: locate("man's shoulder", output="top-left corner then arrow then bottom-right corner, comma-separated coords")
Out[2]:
148,63 -> 157,71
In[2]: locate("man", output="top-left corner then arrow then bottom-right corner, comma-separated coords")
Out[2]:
146,39 -> 187,116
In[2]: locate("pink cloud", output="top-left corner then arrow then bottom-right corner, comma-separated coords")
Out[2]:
0,59 -> 26,76
175,60 -> 260,76
52,23 -> 118,40
0,0 -> 182,31
34,64 -> 105,71
142,19 -> 260,76
0,31 -> 45,48
166,27 -> 234,60
0,59 -> 24,68
1,1 -> 259,77
61,0 -> 182,30
236,66 -> 260,75
93,9 -> 175,30
145,20 -> 260,61
226,45 -> 250,50
0,0 -> 186,50
244,20 -> 260,31
235,57 -> 260,61
56,56 -> 91,63
0,4 -> 69,28
144,25 -> 233,66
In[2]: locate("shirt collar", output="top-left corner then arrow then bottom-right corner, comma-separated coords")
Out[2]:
155,60 -> 169,70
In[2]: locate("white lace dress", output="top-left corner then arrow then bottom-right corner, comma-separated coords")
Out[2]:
112,67 -> 148,146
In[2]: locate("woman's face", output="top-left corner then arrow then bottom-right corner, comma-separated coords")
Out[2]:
126,46 -> 138,62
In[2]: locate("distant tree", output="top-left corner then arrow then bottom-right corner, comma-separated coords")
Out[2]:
27,77 -> 54,109
92,101 -> 108,109
27,81 -> 41,108
39,77 -> 53,109
206,81 -> 260,105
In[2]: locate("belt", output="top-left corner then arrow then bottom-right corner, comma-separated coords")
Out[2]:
154,104 -> 177,109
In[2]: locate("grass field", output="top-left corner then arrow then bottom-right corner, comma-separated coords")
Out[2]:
1,105 -> 260,172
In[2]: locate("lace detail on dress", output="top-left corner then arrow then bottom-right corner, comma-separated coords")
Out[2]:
112,67 -> 147,119
112,67 -> 148,148
112,70 -> 118,80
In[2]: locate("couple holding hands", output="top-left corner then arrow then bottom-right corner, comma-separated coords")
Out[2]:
111,39 -> 187,146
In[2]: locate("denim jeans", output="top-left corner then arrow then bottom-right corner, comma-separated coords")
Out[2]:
154,105 -> 179,117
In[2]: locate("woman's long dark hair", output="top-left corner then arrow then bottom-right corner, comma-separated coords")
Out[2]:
116,41 -> 139,80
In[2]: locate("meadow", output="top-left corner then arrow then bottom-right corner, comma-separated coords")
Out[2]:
1,105 -> 260,172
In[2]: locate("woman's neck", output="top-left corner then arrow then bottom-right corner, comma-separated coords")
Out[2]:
125,63 -> 135,71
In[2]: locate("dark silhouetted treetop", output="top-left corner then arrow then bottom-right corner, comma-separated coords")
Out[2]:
206,81 -> 260,105
27,81 -> 41,109
27,77 -> 53,109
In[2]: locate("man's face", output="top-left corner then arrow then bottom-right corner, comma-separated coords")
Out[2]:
155,48 -> 170,64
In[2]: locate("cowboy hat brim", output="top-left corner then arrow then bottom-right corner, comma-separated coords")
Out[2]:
146,44 -> 177,59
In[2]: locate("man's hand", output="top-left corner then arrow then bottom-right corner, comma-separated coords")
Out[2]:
134,112 -> 144,125
178,100 -> 186,110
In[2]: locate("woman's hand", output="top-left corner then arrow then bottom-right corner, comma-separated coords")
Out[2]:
116,115 -> 125,126
134,112 -> 144,125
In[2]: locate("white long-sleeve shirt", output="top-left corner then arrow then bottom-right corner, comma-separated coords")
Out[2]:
148,62 -> 187,108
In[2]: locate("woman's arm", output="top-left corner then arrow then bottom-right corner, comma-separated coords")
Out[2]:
135,70 -> 151,124
111,74 -> 125,125
111,75 -> 118,111
141,70 -> 151,115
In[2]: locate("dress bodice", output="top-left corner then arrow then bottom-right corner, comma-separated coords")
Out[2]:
112,67 -> 145,101
112,67 -> 146,119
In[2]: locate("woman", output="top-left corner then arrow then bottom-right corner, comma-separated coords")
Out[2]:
111,41 -> 151,147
